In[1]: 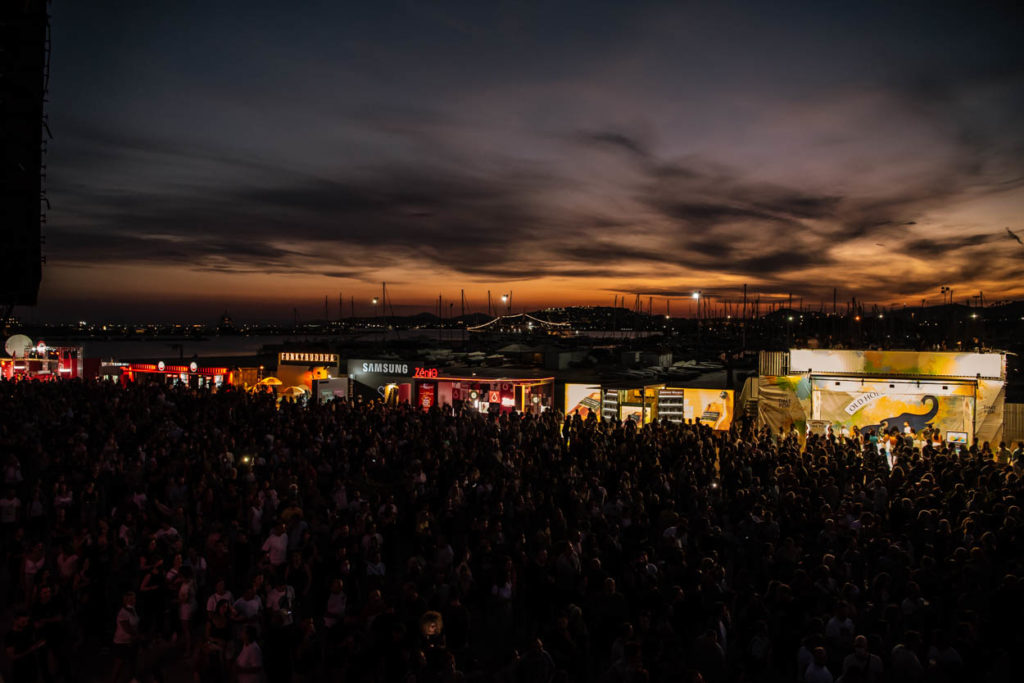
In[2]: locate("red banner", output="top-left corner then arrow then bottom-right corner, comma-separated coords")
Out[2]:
418,383 -> 436,410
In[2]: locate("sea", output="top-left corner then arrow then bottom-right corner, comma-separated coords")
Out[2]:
48,329 -> 661,361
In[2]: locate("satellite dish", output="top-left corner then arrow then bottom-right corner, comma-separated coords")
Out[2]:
5,334 -> 33,358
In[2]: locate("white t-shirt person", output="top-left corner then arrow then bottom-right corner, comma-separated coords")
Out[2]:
236,636 -> 264,683
206,585 -> 234,614
114,603 -> 140,645
233,593 -> 263,622
262,526 -> 289,567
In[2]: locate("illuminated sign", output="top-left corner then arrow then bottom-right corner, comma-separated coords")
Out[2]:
683,389 -> 735,430
565,383 -> 602,418
280,352 -> 339,364
357,361 -> 410,375
413,367 -> 439,378
129,363 -> 229,375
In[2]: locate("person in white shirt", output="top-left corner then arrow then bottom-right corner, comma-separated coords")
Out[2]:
324,579 -> 347,630
233,587 -> 263,638
177,566 -> 198,657
206,579 -> 234,615
262,523 -> 289,568
804,646 -> 834,683
266,579 -> 295,627
825,603 -> 854,652
235,626 -> 264,683
111,592 -> 140,683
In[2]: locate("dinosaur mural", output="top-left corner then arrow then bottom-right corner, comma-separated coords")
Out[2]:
856,395 -> 939,435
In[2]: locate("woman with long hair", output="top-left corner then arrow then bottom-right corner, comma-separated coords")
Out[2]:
177,565 -> 198,658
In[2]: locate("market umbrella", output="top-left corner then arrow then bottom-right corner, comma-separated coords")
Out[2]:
280,385 -> 309,398
258,377 -> 283,386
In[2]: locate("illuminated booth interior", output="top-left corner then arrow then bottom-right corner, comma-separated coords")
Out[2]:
122,361 -> 235,389
1,343 -> 83,380
564,382 -> 735,429
349,359 -> 554,413
275,351 -> 341,398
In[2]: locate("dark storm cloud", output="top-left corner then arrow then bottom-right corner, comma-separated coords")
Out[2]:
46,151 -> 552,277
901,233 -> 1004,257
45,225 -> 327,272
581,131 -> 652,160
735,250 -> 823,275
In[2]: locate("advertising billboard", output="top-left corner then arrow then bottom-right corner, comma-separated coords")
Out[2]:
620,405 -> 650,424
418,383 -> 436,410
564,383 -> 602,419
683,389 -> 734,430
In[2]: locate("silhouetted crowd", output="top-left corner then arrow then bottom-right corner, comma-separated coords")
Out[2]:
2,379 -> 1023,683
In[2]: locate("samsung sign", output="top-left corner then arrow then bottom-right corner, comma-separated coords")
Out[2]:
349,359 -> 411,376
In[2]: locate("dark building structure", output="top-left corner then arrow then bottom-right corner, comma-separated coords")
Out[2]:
0,0 -> 49,319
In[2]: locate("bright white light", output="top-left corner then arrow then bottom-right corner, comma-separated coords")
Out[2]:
692,292 -> 700,299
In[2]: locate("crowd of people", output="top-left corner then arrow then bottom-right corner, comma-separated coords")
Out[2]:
1,378 -> 1023,683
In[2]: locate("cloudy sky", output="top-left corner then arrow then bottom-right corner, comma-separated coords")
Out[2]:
39,0 -> 1024,322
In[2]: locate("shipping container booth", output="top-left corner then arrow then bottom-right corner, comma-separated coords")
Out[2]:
757,349 -> 1006,445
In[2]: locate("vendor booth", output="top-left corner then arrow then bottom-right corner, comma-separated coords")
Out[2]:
757,349 -> 1006,445
122,360 -> 236,389
276,351 -> 341,395
1,338 -> 83,380
348,358 -> 554,413
564,382 -> 735,429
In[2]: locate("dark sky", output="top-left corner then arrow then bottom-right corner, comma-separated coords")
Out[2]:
38,0 -> 1024,322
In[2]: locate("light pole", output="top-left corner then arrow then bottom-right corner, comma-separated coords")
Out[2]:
372,297 -> 379,321
501,293 -> 510,315
693,291 -> 701,351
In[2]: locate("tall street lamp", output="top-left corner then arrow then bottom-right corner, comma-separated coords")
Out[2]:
693,291 -> 701,350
